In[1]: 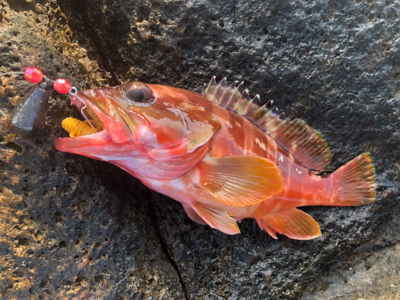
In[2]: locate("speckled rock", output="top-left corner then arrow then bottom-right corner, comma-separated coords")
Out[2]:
0,0 -> 399,299
0,0 -> 183,299
302,244 -> 400,299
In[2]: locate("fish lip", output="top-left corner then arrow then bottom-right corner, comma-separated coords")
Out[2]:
55,89 -> 135,152
88,89 -> 135,143
54,129 -> 111,153
54,92 -> 111,152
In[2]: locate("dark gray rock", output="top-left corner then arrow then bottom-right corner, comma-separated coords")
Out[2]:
0,0 -> 399,299
302,244 -> 400,299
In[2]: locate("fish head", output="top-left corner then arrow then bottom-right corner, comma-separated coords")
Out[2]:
55,81 -> 221,173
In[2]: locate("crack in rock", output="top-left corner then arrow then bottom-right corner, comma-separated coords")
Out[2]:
149,201 -> 189,300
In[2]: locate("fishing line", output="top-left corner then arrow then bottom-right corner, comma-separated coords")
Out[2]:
0,71 -> 24,76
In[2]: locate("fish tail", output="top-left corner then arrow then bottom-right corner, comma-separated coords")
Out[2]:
254,153 -> 376,240
330,152 -> 376,206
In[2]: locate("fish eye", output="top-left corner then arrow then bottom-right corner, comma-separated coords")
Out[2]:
124,82 -> 155,105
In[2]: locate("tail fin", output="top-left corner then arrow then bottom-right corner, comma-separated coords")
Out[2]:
330,152 -> 376,206
255,153 -> 375,240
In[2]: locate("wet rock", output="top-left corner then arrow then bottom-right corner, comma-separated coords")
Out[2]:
0,0 -> 183,298
0,0 -> 399,299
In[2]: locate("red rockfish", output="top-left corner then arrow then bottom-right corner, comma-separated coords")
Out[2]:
55,77 -> 376,240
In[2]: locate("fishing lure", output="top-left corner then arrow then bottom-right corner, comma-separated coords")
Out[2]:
3,67 -> 51,133
62,117 -> 97,137
1,67 -> 95,134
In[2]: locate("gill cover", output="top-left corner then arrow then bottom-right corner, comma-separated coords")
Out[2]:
128,82 -> 222,160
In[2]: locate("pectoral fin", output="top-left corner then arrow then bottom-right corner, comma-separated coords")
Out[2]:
256,208 -> 321,240
197,156 -> 284,207
191,202 -> 240,235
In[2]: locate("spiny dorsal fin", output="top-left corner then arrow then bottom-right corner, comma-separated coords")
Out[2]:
203,76 -> 332,171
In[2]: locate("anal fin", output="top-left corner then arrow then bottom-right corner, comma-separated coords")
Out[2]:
191,202 -> 240,235
256,208 -> 321,240
182,203 -> 207,225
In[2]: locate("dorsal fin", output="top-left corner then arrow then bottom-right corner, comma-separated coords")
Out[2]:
203,76 -> 332,171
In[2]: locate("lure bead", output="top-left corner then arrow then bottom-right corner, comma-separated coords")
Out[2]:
54,78 -> 72,94
24,67 -> 43,83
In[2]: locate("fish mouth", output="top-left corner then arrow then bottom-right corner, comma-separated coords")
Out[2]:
55,89 -> 135,153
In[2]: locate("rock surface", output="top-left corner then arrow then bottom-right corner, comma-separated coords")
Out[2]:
0,1 -> 184,298
302,244 -> 400,299
0,0 -> 399,299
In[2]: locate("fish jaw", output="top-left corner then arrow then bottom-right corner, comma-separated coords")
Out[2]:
54,130 -> 116,161
78,89 -> 135,144
55,90 -> 138,157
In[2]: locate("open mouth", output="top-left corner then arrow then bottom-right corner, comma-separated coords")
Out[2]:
60,91 -> 107,138
55,90 -> 135,152
54,92 -> 111,152
61,94 -> 105,138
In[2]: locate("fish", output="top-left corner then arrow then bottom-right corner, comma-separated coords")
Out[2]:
55,77 -> 376,240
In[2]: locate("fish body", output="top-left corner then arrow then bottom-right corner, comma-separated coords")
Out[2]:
55,78 -> 376,240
